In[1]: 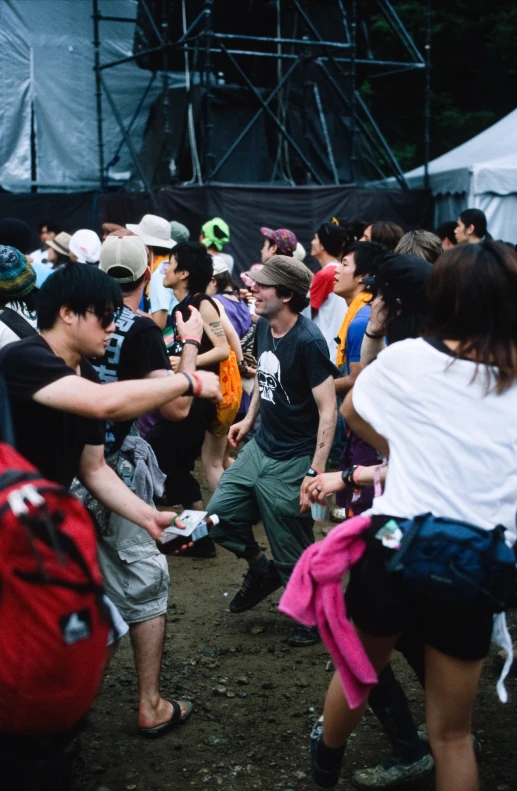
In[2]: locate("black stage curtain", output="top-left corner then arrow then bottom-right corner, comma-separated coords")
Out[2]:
0,186 -> 432,274
99,184 -> 433,274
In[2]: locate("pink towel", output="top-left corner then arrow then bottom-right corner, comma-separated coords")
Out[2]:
279,514 -> 377,709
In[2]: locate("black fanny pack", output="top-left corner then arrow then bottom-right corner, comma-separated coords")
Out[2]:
378,513 -> 517,612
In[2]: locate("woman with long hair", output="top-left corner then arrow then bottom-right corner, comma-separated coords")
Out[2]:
304,241 -> 517,791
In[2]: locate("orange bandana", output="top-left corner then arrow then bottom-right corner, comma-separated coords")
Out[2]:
335,292 -> 371,366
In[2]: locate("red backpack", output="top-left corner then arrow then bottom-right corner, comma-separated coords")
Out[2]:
0,440 -> 111,737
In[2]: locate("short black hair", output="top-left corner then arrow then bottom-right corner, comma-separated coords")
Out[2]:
38,219 -> 62,235
171,241 -> 214,295
265,239 -> 294,258
347,241 -> 386,279
458,208 -> 487,239
37,262 -> 123,331
435,221 -> 457,246
275,284 -> 310,314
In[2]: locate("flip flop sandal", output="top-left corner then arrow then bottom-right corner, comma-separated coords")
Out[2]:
139,699 -> 193,737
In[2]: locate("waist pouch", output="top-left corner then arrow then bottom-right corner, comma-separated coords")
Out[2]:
383,513 -> 517,612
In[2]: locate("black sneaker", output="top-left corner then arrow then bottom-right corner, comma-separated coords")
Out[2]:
229,563 -> 283,613
310,717 -> 345,789
352,752 -> 434,788
289,624 -> 321,647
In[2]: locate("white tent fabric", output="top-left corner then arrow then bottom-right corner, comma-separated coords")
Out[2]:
0,0 -> 185,193
401,109 -> 517,242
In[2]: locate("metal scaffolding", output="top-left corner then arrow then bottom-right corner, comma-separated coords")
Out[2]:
92,0 -> 429,190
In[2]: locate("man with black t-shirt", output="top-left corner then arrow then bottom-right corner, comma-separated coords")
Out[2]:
0,262 -> 221,734
207,255 -> 338,647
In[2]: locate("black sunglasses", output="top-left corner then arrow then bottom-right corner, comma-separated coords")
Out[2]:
86,308 -> 121,329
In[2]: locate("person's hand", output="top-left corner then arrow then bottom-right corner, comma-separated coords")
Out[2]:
299,476 -> 314,513
242,365 -> 256,379
176,305 -> 203,343
144,511 -> 195,553
368,296 -> 388,336
228,419 -> 251,448
192,371 -> 222,402
169,355 -> 181,373
307,472 -> 346,504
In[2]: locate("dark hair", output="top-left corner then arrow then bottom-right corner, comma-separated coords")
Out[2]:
105,267 -> 146,294
37,262 -> 123,331
435,221 -> 457,246
275,284 -> 310,314
38,219 -> 61,235
428,241 -> 517,393
0,290 -> 38,315
0,218 -> 32,254
265,238 -> 293,258
458,208 -> 487,239
347,241 -> 386,279
370,221 -> 404,251
150,245 -> 172,256
172,241 -> 214,295
213,270 -> 239,294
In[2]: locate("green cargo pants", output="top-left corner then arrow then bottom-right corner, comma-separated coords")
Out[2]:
207,439 -> 314,583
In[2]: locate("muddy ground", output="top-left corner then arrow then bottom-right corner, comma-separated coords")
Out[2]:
84,474 -> 517,791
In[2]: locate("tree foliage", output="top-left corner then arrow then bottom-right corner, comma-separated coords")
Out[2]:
357,1 -> 517,171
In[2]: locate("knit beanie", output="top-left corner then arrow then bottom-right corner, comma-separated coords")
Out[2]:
0,245 -> 37,299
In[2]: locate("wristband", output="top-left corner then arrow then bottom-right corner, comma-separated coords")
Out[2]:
341,465 -> 359,487
181,372 -> 194,396
238,359 -> 246,368
190,371 -> 203,397
306,467 -> 322,478
181,335 -> 202,346
365,329 -> 384,339
183,339 -> 201,348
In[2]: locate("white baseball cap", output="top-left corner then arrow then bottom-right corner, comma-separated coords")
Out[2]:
212,254 -> 229,276
126,214 -> 174,249
69,229 -> 102,264
99,236 -> 149,283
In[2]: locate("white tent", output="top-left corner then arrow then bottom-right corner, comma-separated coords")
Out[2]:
402,108 -> 517,243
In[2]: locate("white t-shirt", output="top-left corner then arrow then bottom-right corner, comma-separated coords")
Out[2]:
353,337 -> 517,539
0,304 -> 38,350
310,263 -> 347,361
149,265 -> 177,315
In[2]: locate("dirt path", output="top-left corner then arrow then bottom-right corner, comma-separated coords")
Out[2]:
84,487 -> 517,791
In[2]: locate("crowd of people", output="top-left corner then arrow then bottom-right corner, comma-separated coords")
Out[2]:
0,205 -> 516,791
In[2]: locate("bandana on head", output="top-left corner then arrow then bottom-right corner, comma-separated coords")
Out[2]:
201,217 -> 230,251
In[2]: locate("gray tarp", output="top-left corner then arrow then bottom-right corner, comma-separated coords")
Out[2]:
0,0 -> 185,193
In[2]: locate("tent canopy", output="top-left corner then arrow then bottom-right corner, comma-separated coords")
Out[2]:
394,108 -> 517,241
404,108 -> 517,196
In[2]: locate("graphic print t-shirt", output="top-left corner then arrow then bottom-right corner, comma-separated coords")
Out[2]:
90,307 -> 171,454
253,314 -> 338,460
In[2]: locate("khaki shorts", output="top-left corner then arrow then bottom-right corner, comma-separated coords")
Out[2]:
98,512 -> 170,624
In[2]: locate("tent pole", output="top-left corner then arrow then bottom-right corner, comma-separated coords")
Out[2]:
92,0 -> 106,191
424,0 -> 432,190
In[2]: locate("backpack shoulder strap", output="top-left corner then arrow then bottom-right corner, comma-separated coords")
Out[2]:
0,307 -> 38,339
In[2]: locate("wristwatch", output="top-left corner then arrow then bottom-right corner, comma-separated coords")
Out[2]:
306,467 -> 321,478
341,465 -> 359,487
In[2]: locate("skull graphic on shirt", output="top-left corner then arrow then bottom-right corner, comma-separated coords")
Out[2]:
257,350 -> 290,404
